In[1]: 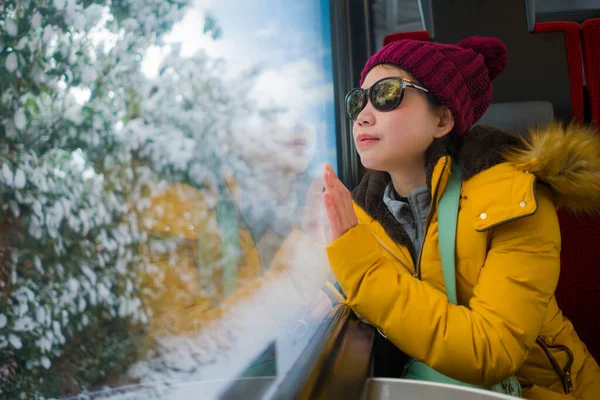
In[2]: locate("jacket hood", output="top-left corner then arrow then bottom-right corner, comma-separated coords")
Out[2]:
504,123 -> 600,214
353,123 -> 600,235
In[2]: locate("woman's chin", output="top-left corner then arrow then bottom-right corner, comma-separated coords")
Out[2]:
276,155 -> 312,174
359,155 -> 386,172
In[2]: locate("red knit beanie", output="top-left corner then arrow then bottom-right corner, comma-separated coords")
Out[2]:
360,36 -> 508,135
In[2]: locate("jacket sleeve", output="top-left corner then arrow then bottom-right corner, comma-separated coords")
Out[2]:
265,228 -> 345,308
204,228 -> 342,326
326,188 -> 560,385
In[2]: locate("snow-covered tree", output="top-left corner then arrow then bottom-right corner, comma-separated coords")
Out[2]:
0,0 -> 324,396
0,1 -> 263,397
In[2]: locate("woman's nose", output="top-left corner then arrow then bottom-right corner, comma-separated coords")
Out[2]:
356,107 -> 375,126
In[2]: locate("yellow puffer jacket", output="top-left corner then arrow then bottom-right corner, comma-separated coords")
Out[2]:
137,180 -> 257,337
138,176 -> 339,341
327,124 -> 600,399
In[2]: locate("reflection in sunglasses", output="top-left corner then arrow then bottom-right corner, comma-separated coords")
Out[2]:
345,76 -> 429,120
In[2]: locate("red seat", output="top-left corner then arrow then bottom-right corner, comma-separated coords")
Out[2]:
556,210 -> 600,360
582,18 -> 600,127
533,22 -> 585,122
383,30 -> 430,46
535,21 -> 600,361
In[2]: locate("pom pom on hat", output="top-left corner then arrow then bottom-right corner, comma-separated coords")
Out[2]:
457,36 -> 508,80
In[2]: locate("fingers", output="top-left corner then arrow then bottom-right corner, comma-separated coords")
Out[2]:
324,191 -> 343,241
300,170 -> 328,245
323,164 -> 358,242
324,164 -> 357,226
306,172 -> 324,206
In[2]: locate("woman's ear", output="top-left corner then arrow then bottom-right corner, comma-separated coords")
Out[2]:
434,106 -> 455,138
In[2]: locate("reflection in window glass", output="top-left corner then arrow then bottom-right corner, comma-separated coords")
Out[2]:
536,0 -> 600,16
0,1 -> 337,398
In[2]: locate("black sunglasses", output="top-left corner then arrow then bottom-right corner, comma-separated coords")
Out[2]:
345,76 -> 429,120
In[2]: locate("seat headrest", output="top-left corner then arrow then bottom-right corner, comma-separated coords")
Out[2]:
472,101 -> 555,134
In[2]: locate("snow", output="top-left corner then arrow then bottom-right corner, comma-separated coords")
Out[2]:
6,52 -> 18,72
5,19 -> 18,37
4,119 -> 17,138
64,104 -> 84,125
81,65 -> 98,84
1,164 -> 13,185
14,169 -> 26,189
40,356 -> 51,369
13,109 -> 27,130
53,321 -> 65,345
78,297 -> 86,313
14,316 -> 36,332
9,334 -> 23,349
81,265 -> 97,285
31,11 -> 43,29
43,25 -> 55,43
1,0 -> 336,397
36,336 -> 53,353
36,306 -> 47,325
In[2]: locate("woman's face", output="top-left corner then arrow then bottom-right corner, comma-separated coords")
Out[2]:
352,65 -> 452,173
270,111 -> 317,173
234,109 -> 317,174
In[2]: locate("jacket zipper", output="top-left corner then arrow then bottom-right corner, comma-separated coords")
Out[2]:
535,336 -> 574,394
415,157 -> 449,279
372,157 -> 448,339
373,156 -> 448,278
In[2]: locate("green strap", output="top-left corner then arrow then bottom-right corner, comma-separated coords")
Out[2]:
405,162 -> 522,397
216,196 -> 239,297
437,162 -> 461,305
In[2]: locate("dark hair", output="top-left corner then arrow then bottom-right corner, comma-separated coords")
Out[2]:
425,90 -> 462,148
416,79 -> 462,141
425,91 -> 443,109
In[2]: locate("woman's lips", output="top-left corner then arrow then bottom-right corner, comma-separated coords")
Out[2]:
357,134 -> 380,147
292,138 -> 308,147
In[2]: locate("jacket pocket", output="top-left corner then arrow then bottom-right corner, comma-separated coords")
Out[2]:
536,336 -> 574,395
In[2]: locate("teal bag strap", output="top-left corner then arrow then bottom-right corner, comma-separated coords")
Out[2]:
437,162 -> 461,305
217,196 -> 239,297
406,161 -> 522,398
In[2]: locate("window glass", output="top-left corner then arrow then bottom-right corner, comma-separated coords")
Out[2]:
536,0 -> 600,21
0,1 -> 337,398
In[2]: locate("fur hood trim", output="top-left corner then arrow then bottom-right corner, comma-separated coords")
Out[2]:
504,123 -> 600,214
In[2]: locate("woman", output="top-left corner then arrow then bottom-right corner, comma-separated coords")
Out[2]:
323,36 -> 600,399
138,105 -> 339,342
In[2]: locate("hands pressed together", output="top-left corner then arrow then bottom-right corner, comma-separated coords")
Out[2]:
301,164 -> 358,245
323,164 -> 358,243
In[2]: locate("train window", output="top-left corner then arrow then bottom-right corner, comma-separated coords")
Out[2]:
0,1 -> 337,398
536,0 -> 600,23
